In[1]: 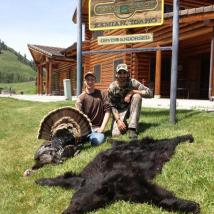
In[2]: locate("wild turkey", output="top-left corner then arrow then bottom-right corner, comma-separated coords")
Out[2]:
24,107 -> 92,176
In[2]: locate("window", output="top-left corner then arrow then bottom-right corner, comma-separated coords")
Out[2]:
113,58 -> 124,79
94,64 -> 101,83
164,4 -> 173,13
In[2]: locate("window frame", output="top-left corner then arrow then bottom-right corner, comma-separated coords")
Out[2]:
93,64 -> 101,83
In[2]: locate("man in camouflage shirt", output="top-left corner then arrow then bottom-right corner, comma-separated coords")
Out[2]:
108,63 -> 153,139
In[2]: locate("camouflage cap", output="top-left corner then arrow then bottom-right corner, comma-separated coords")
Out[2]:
116,63 -> 128,73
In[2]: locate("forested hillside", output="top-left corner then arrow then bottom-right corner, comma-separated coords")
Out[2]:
0,40 -> 36,83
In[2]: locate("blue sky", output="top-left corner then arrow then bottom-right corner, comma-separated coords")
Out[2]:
0,0 -> 78,59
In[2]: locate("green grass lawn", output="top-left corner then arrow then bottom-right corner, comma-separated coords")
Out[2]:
0,81 -> 37,94
0,97 -> 213,214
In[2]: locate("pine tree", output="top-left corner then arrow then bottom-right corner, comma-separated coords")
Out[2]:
0,39 -> 2,54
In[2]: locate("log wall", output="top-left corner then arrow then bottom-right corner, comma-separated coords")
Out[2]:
83,10 -> 213,99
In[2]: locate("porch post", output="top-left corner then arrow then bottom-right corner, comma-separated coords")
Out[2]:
170,0 -> 180,124
209,26 -> 214,100
77,0 -> 82,96
154,46 -> 162,98
49,61 -> 52,95
37,65 -> 40,95
39,65 -> 43,95
45,62 -> 49,95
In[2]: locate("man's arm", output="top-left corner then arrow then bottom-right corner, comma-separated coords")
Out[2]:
75,94 -> 84,112
133,79 -> 153,97
108,87 -> 120,122
108,86 -> 127,132
96,111 -> 111,133
124,79 -> 153,103
111,108 -> 120,122
111,108 -> 127,132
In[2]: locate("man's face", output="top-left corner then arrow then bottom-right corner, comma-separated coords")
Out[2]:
84,75 -> 96,89
116,70 -> 129,83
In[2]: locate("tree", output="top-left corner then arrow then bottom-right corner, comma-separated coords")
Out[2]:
0,39 -> 2,54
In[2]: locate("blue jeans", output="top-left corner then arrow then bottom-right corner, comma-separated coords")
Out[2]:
87,132 -> 105,146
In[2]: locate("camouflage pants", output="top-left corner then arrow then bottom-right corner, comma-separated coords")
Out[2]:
111,94 -> 142,136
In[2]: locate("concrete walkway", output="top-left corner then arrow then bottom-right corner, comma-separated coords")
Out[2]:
0,94 -> 67,102
141,98 -> 214,111
1,94 -> 214,111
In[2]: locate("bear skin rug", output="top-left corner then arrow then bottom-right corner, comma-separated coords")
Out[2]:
36,134 -> 200,214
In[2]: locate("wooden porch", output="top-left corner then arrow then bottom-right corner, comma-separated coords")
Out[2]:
75,1 -> 214,100
28,44 -> 76,95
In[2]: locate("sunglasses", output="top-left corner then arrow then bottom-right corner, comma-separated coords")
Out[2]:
85,77 -> 96,81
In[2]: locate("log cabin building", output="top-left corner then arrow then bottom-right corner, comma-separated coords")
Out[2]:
28,44 -> 76,95
29,1 -> 214,100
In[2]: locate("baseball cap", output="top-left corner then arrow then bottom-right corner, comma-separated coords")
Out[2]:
84,72 -> 96,80
116,63 -> 128,73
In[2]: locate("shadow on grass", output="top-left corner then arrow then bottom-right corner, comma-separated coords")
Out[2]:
80,109 -> 202,148
173,110 -> 201,123
138,121 -> 159,133
141,109 -> 169,117
103,122 -> 159,139
104,130 -> 112,138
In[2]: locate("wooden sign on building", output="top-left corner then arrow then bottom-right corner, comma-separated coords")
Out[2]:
89,0 -> 164,31
98,33 -> 153,44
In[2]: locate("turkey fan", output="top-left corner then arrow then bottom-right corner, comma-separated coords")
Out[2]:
38,106 -> 92,141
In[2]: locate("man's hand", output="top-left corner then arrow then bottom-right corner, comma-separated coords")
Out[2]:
124,94 -> 132,103
95,127 -> 104,133
116,119 -> 127,133
124,91 -> 133,103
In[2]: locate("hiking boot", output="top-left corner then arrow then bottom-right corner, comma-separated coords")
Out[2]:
128,129 -> 138,140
